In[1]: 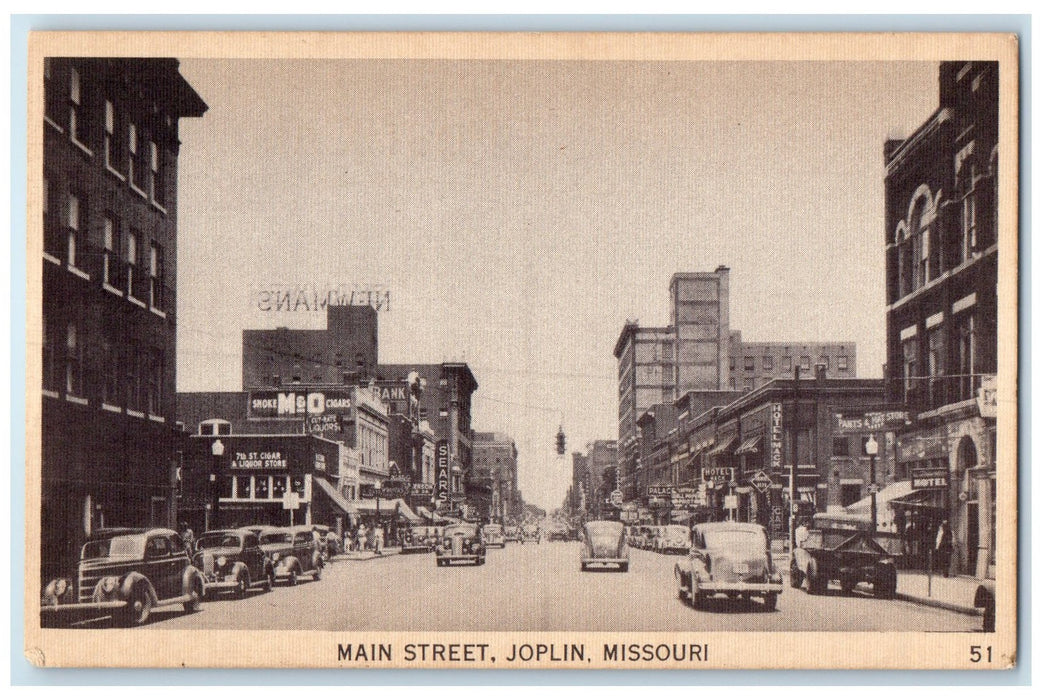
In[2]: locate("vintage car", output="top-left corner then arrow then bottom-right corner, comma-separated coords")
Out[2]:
311,525 -> 342,561
579,520 -> 629,572
504,526 -> 522,543
547,526 -> 571,542
193,528 -> 274,598
481,523 -> 506,548
655,525 -> 692,555
790,513 -> 898,599
258,525 -> 323,585
436,523 -> 486,566
41,527 -> 205,627
521,525 -> 541,544
675,522 -> 783,610
401,526 -> 437,554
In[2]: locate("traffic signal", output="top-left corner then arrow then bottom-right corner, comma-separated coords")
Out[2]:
555,426 -> 566,455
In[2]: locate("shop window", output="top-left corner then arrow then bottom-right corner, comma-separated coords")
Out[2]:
291,476 -> 306,496
272,477 -> 287,499
219,476 -> 234,499
235,475 -> 252,499
254,476 -> 270,499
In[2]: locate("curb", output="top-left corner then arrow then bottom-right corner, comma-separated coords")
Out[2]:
895,591 -> 980,617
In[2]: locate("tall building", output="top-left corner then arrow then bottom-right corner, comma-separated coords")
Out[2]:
39,58 -> 207,580
473,432 -> 519,523
670,268 -> 731,395
728,331 -> 857,391
242,305 -> 378,388
884,61 -> 999,578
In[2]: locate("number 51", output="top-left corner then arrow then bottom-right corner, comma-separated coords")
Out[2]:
970,645 -> 992,663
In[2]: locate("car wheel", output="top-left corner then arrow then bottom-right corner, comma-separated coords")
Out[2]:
806,558 -> 825,595
840,576 -> 856,594
264,569 -> 275,592
982,601 -> 996,633
763,593 -> 778,611
789,560 -> 804,589
313,565 -> 322,581
183,579 -> 203,612
619,563 -> 629,573
874,566 -> 897,599
692,586 -> 707,610
119,585 -> 153,626
235,571 -> 250,599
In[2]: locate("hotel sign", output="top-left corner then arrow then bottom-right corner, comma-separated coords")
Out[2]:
770,403 -> 784,470
911,467 -> 949,490
248,390 -> 353,420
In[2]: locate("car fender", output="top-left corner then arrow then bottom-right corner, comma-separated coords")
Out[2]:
230,561 -> 250,580
120,571 -> 158,604
181,565 -> 205,596
281,556 -> 301,573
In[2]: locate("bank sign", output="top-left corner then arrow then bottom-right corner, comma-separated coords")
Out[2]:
248,390 -> 353,420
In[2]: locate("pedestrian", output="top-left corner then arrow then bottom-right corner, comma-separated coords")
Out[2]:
179,521 -> 194,555
356,523 -> 367,553
794,519 -> 810,548
374,522 -> 385,555
934,519 -> 953,577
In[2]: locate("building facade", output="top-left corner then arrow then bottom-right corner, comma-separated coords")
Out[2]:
728,331 -> 858,392
40,58 -> 206,580
670,268 -> 731,395
473,432 -> 520,523
884,61 -> 999,578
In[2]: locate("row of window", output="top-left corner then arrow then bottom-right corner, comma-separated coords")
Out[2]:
729,355 -> 850,374
43,182 -> 168,314
45,61 -> 170,208
219,474 -> 308,501
901,311 -> 977,407
42,314 -> 166,417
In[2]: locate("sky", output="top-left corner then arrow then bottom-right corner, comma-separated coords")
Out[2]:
174,59 -> 940,512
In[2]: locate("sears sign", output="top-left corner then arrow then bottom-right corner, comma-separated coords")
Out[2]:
248,390 -> 353,419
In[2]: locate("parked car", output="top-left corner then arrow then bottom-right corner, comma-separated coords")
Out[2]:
675,521 -> 783,610
401,526 -> 437,554
580,520 -> 629,572
790,513 -> 898,599
193,528 -> 274,598
521,525 -> 541,544
656,525 -> 692,555
436,523 -> 486,566
41,527 -> 205,627
504,526 -> 522,543
258,525 -> 323,585
311,525 -> 342,561
481,523 -> 506,548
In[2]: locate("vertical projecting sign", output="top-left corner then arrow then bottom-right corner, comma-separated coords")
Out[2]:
770,403 -> 784,471
435,440 -> 450,508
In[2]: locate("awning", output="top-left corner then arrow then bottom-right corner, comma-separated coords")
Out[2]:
734,436 -> 764,455
707,435 -> 738,456
355,497 -> 423,523
845,480 -> 916,514
312,477 -> 358,516
416,506 -> 455,524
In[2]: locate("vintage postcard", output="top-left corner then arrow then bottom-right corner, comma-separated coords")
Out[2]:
24,31 -> 1018,670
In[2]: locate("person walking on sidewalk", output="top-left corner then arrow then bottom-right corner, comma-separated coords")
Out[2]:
356,523 -> 368,553
934,519 -> 953,577
374,523 -> 385,555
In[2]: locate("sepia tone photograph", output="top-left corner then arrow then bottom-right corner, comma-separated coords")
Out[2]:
24,31 -> 1018,670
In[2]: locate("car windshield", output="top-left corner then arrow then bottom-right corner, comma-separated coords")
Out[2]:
702,529 -> 766,550
585,522 -> 624,539
445,525 -> 478,538
196,533 -> 242,550
82,535 -> 145,560
663,526 -> 689,539
260,532 -> 292,545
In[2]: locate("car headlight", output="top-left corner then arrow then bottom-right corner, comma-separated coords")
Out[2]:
101,576 -> 118,594
217,556 -> 227,567
54,578 -> 69,597
271,552 -> 280,562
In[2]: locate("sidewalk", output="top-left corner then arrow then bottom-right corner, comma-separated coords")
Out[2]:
333,547 -> 401,562
893,571 -> 987,616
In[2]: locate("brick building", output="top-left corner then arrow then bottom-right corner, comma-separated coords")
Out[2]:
39,58 -> 206,580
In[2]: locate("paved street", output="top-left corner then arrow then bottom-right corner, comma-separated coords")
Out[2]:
140,542 -> 979,632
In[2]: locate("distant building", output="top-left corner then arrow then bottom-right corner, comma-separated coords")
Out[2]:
669,268 -> 732,395
473,432 -> 519,523
40,58 -> 206,579
728,330 -> 857,391
884,61 -> 999,578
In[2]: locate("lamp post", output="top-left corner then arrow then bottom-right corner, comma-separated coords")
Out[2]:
865,434 -> 879,536
211,438 -> 225,531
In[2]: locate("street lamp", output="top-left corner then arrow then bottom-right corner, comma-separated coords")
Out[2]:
211,439 -> 225,531
865,434 -> 879,536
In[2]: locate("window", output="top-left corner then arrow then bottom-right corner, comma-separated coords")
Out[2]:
902,338 -> 919,401
101,332 -> 120,406
439,406 -> 449,417
103,100 -> 121,171
149,241 -> 163,309
129,123 -> 148,192
272,477 -> 287,499
782,356 -> 792,372
149,141 -> 165,206
832,437 -> 850,457
837,355 -> 849,372
800,356 -> 811,371
44,58 -> 61,126
66,193 -> 82,268
962,182 -> 978,262
743,356 -> 755,371
840,484 -> 862,508
956,313 -> 976,400
236,475 -> 253,499
146,348 -> 163,415
729,356 -> 735,371
69,67 -> 91,149
762,355 -> 774,371
254,477 -> 270,499
126,230 -> 140,297
819,355 -> 830,370
102,216 -> 117,287
42,314 -> 59,392
126,343 -> 142,411
65,321 -> 83,397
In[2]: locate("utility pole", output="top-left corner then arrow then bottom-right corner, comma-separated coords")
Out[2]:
789,366 -> 800,553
